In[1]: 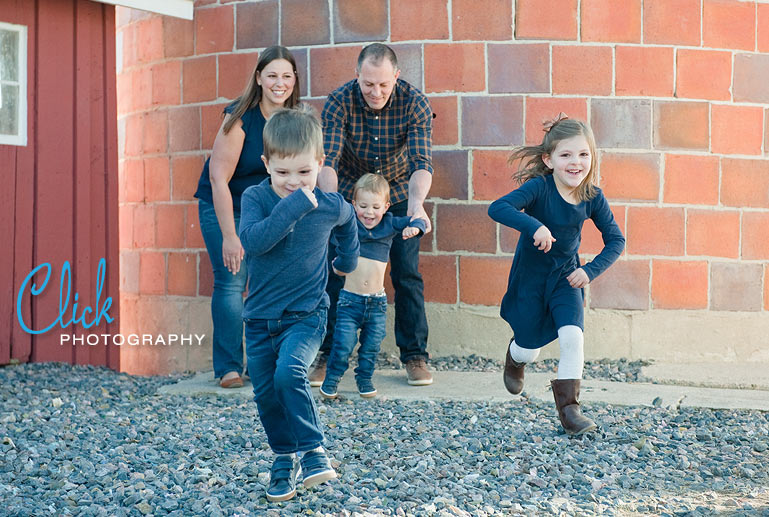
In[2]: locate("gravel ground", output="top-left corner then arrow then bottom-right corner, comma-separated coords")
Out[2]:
2,362 -> 769,517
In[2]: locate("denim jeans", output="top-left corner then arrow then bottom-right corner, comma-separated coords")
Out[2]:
321,200 -> 429,363
245,306 -> 327,454
325,290 -> 387,386
198,199 -> 247,378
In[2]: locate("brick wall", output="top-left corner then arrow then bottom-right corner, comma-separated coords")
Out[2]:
116,0 -> 769,374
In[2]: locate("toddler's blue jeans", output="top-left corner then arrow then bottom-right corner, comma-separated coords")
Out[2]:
325,290 -> 387,386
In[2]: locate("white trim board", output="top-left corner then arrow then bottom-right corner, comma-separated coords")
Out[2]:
91,0 -> 193,20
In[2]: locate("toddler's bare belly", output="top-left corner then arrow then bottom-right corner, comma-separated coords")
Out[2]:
343,257 -> 387,295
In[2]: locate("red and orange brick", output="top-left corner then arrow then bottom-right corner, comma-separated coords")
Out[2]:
598,153 -> 660,202
581,0 -> 641,43
651,260 -> 708,309
686,209 -> 740,259
424,43 -> 485,93
552,45 -> 612,96
459,256 -> 511,305
662,154 -> 719,205
515,0 -> 578,40
643,0 -> 701,45
711,105 -> 764,156
391,0 -> 449,41
626,207 -> 685,256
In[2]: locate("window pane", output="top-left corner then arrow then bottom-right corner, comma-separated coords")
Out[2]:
0,84 -> 19,136
0,29 -> 19,82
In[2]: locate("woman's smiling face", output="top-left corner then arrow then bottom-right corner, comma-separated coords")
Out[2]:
257,58 -> 296,108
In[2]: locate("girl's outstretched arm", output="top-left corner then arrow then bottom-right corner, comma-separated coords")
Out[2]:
487,179 -> 544,237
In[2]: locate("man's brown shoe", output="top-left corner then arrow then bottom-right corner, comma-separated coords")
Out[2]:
308,356 -> 327,387
405,359 -> 433,386
220,373 -> 244,389
503,346 -> 525,395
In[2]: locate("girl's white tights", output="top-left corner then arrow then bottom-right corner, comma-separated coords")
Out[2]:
508,339 -> 540,363
557,325 -> 584,379
509,325 -> 584,379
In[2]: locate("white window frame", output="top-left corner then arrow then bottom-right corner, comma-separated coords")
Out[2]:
0,21 -> 27,147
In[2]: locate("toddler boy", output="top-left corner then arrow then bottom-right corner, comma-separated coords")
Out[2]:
239,107 -> 359,502
319,174 -> 425,399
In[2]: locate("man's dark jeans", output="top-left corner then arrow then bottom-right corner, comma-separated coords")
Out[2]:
320,200 -> 429,363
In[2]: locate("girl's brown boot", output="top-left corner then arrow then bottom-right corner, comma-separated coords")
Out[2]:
551,379 -> 597,435
503,348 -> 525,395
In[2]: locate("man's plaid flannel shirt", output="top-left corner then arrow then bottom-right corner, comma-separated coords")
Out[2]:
321,79 -> 433,205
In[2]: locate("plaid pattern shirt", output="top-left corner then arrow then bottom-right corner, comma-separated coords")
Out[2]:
322,79 -> 433,204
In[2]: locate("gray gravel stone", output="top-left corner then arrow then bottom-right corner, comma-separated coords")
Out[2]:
1,362 -> 768,516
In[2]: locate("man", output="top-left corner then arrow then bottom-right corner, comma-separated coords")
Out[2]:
310,43 -> 434,386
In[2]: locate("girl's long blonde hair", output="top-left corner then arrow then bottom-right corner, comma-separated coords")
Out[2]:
509,115 -> 598,202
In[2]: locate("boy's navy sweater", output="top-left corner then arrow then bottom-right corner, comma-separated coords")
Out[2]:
239,179 -> 359,319
355,213 -> 426,263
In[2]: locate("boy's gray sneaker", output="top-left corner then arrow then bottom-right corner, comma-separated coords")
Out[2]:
357,378 -> 377,398
266,454 -> 299,502
319,379 -> 338,399
300,450 -> 337,488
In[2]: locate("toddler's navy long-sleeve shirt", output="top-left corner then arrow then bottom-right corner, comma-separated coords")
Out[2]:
355,213 -> 426,263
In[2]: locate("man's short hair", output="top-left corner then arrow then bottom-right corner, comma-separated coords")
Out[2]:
356,43 -> 398,72
262,105 -> 324,161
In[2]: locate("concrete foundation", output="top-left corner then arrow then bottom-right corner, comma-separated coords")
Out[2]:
381,304 -> 769,363
120,299 -> 769,374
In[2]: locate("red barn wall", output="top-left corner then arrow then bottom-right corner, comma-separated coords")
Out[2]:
0,0 -> 120,369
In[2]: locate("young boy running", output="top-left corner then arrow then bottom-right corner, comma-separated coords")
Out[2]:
239,106 -> 359,502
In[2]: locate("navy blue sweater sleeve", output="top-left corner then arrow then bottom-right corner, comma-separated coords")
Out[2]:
581,191 -> 625,281
391,215 -> 427,235
330,198 -> 359,274
487,179 -> 545,237
239,188 -> 316,255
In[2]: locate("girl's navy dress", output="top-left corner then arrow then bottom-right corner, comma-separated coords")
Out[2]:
488,174 -> 625,349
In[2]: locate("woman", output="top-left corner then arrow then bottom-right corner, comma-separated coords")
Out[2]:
195,46 -> 300,388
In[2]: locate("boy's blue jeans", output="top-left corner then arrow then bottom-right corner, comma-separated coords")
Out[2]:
198,199 -> 247,379
245,306 -> 327,454
325,290 -> 387,386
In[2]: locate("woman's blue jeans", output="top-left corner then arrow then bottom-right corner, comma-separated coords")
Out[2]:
198,199 -> 247,378
325,290 -> 387,385
245,306 -> 328,454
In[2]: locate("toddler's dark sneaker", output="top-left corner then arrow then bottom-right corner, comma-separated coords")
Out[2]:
266,454 -> 299,502
300,449 -> 337,488
357,378 -> 377,398
319,378 -> 338,399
